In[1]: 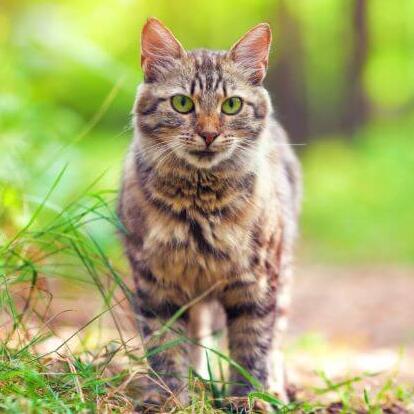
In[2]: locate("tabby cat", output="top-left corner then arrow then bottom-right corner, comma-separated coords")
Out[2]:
118,18 -> 302,412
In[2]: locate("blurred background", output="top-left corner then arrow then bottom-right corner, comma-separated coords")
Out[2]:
1,0 -> 414,390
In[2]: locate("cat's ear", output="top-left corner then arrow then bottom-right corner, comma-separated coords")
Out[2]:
229,23 -> 272,85
141,17 -> 185,81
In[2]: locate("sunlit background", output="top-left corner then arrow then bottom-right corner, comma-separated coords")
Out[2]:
2,0 -> 414,262
1,0 -> 414,407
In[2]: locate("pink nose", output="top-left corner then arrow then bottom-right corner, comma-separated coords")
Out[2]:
199,131 -> 219,146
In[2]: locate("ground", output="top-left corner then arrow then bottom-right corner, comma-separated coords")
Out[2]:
2,264 -> 413,412
287,264 -> 414,412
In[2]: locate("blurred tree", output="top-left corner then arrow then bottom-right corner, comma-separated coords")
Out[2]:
342,0 -> 370,134
266,0 -> 309,143
267,0 -> 371,140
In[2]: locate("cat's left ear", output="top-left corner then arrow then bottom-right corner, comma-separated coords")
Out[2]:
229,23 -> 272,85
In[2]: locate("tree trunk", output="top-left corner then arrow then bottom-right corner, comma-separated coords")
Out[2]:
342,0 -> 370,133
265,0 -> 308,144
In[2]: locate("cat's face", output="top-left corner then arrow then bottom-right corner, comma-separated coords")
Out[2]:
135,18 -> 272,169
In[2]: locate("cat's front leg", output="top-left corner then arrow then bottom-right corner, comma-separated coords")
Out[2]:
133,269 -> 190,412
222,278 -> 278,404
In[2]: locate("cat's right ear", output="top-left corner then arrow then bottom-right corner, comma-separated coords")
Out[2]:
141,17 -> 185,81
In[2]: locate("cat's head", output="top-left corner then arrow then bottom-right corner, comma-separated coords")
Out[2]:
135,18 -> 272,169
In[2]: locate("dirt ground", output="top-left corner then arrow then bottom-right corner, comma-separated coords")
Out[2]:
287,264 -> 414,390
290,264 -> 414,348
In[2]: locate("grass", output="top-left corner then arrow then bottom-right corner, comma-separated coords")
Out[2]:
0,345 -> 412,413
0,345 -> 132,413
1,172 -> 413,413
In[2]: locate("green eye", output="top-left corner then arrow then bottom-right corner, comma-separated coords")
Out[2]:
221,97 -> 243,115
171,95 -> 194,114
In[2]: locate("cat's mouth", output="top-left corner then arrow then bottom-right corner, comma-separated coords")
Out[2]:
188,150 -> 217,158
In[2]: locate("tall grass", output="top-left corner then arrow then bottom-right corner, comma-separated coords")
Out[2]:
0,168 -> 137,411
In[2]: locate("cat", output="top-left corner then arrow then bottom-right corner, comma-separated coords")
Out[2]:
118,17 -> 302,413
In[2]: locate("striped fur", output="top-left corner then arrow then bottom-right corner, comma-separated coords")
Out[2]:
118,18 -> 302,411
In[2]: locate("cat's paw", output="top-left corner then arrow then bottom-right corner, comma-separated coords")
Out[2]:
134,388 -> 188,413
134,394 -> 171,413
222,396 -> 271,413
134,393 -> 162,413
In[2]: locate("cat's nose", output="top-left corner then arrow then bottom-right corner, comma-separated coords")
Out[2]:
198,131 -> 219,146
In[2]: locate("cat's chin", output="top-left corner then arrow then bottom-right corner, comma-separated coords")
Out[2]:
177,149 -> 231,169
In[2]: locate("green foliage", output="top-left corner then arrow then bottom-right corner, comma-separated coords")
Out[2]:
302,113 -> 414,263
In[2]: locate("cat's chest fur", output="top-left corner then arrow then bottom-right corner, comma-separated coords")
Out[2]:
137,164 -> 263,295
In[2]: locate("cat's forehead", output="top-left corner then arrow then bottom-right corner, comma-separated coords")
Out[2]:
188,49 -> 226,74
147,48 -> 259,103
178,49 -> 241,94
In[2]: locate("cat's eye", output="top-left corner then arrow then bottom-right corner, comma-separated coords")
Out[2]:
171,95 -> 194,114
221,97 -> 243,115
